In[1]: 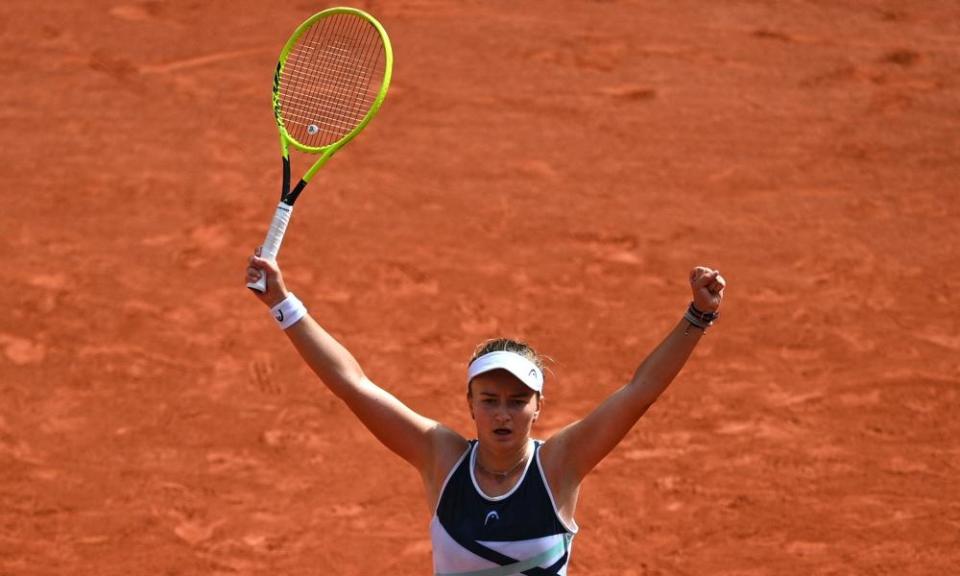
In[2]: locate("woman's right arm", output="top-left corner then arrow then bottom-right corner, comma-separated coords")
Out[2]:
246,252 -> 467,477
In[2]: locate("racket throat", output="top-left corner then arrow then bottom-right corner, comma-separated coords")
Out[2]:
280,156 -> 309,205
282,156 -> 292,199
288,179 -> 308,204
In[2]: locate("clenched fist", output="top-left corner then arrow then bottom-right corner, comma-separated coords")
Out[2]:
689,266 -> 725,313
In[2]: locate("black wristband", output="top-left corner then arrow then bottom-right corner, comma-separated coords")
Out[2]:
687,302 -> 719,323
684,302 -> 719,333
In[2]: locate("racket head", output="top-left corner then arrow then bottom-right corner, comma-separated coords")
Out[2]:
273,7 -> 393,156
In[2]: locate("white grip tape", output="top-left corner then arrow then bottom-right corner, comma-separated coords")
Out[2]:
247,202 -> 294,293
262,202 -> 294,261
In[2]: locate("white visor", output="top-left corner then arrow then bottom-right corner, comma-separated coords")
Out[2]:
467,351 -> 544,393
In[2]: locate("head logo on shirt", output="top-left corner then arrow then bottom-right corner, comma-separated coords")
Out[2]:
484,511 -> 499,526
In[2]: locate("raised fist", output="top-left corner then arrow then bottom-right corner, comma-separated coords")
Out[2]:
689,266 -> 725,313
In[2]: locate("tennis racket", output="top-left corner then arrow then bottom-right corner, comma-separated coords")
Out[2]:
248,7 -> 393,292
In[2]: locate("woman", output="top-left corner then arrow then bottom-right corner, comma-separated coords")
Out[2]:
246,252 -> 725,575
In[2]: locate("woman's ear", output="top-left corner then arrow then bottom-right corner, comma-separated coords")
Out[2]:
467,393 -> 475,420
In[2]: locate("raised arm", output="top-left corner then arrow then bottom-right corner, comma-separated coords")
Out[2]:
245,252 -> 466,478
543,266 -> 726,484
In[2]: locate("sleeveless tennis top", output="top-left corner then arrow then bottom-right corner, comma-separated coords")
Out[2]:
430,440 -> 578,576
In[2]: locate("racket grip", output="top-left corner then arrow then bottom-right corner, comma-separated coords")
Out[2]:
247,201 -> 294,293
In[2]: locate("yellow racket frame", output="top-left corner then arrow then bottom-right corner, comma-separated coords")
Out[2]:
273,6 -> 394,183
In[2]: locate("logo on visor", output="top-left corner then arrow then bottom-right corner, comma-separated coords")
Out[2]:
529,369 -> 538,379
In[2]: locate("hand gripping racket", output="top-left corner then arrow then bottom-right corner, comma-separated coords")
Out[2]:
248,7 -> 393,292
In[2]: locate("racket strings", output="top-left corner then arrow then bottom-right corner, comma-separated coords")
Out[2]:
279,13 -> 386,147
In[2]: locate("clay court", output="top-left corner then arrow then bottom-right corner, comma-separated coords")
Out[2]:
2,0 -> 958,574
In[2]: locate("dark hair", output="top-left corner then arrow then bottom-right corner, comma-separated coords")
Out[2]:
467,338 -> 546,397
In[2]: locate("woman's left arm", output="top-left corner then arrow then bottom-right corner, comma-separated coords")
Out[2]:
544,266 -> 726,483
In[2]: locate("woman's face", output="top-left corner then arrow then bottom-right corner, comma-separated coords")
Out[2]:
468,370 -> 542,449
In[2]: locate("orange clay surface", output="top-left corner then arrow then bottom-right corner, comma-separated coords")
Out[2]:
2,1 -> 959,574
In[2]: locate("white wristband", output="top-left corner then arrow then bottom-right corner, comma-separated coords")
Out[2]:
271,293 -> 307,330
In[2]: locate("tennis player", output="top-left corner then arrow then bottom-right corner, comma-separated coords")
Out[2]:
246,251 -> 725,575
